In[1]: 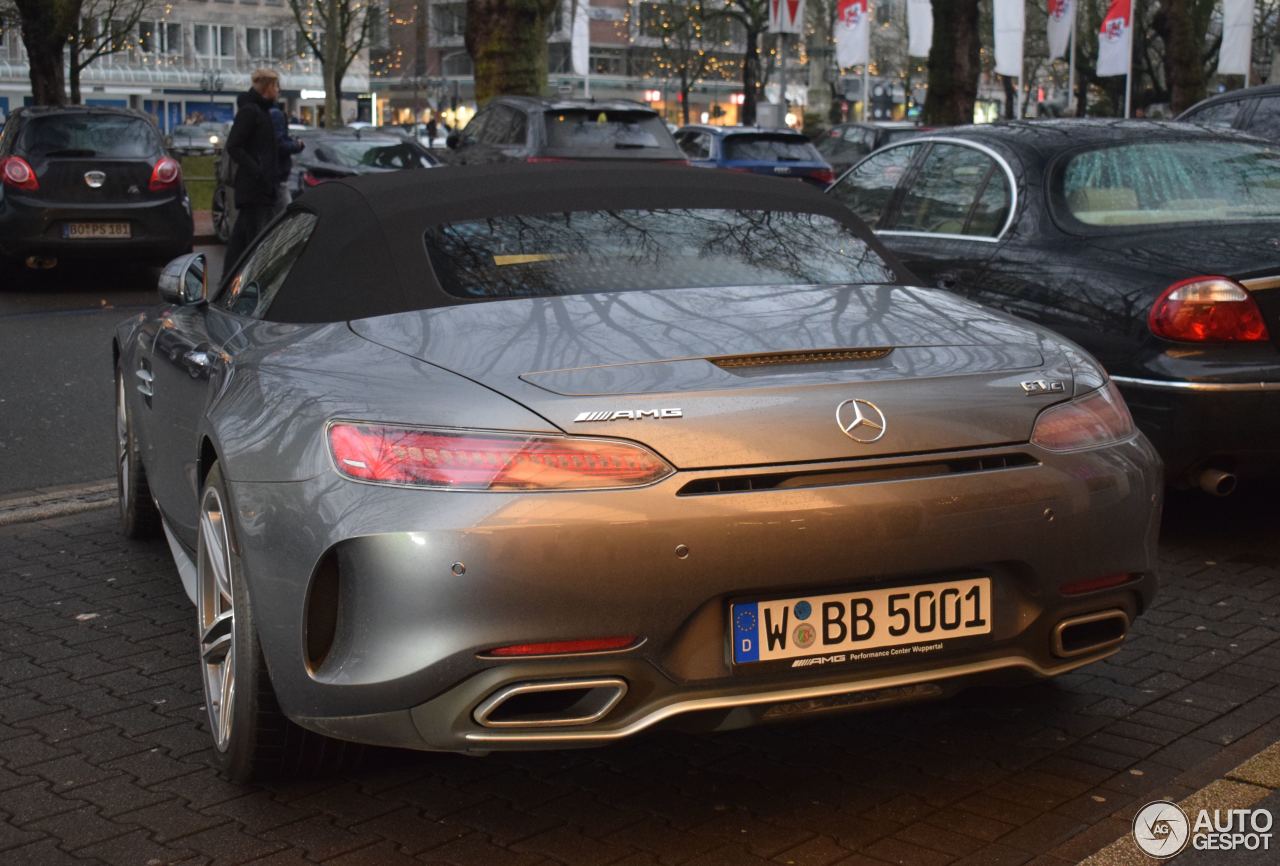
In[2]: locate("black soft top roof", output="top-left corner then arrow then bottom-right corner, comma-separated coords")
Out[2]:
269,163 -> 898,323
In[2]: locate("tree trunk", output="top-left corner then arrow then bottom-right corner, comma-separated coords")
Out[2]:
69,41 -> 82,105
1165,0 -> 1206,113
680,71 -> 690,125
465,0 -> 558,105
922,0 -> 979,126
1001,75 -> 1016,120
740,28 -> 761,126
324,1 -> 344,128
15,0 -> 73,106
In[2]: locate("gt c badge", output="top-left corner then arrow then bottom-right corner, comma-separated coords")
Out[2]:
836,399 -> 887,444
1021,379 -> 1066,396
574,408 -> 683,422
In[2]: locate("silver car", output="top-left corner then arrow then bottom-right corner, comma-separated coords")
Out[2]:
113,164 -> 1162,781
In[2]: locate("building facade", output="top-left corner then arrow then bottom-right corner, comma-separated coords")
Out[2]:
0,0 -> 372,129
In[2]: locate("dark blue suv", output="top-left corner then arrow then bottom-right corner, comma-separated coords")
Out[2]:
674,125 -> 834,187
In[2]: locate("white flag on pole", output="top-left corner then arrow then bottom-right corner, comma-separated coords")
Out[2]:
907,0 -> 932,58
571,1 -> 590,76
769,0 -> 806,35
835,0 -> 871,69
993,0 -> 1025,78
1047,0 -> 1075,60
1219,0 -> 1255,77
1096,0 -> 1131,78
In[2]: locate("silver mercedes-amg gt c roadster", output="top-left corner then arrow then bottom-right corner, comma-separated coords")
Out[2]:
113,164 -> 1162,780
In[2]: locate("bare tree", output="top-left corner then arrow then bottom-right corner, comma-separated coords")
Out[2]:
717,0 -> 768,125
288,0 -> 374,128
8,0 -> 81,105
68,0 -> 155,104
637,0 -> 737,125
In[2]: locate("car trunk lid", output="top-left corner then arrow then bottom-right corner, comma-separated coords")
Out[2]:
349,284 -> 1061,469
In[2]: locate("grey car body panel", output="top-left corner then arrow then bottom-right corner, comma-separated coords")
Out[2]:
350,283 -> 1082,468
226,434 -> 1160,742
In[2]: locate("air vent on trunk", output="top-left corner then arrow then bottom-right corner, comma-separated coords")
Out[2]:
710,348 -> 893,369
677,452 -> 1038,496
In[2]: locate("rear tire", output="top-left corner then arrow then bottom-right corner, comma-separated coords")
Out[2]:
198,462 -> 359,782
116,366 -> 161,539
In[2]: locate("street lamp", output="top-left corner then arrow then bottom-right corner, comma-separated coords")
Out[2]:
200,69 -> 224,122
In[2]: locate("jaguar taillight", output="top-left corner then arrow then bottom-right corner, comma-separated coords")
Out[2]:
1149,276 -> 1269,342
327,423 -> 674,490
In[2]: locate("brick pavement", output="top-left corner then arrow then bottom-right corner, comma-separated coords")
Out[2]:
0,489 -> 1278,865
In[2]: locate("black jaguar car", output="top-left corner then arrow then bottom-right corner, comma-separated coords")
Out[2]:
828,120 -> 1280,493
0,106 -> 193,272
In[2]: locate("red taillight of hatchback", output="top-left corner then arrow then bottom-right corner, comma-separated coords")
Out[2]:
1149,276 -> 1270,342
148,156 -> 182,191
327,423 -> 675,490
1,156 -> 38,191
810,168 -> 836,185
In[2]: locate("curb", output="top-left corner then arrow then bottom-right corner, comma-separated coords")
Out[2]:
1080,739 -> 1280,865
0,479 -> 115,527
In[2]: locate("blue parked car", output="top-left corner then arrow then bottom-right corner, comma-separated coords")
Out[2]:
674,125 -> 835,187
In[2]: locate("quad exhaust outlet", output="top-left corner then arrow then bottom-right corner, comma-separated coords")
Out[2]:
473,678 -> 627,728
1052,610 -> 1129,659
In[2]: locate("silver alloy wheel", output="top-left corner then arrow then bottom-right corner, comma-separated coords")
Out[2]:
198,487 -> 237,751
115,372 -> 129,517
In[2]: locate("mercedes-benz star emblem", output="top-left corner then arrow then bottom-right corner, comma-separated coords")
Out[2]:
836,398 -> 887,444
83,170 -> 106,189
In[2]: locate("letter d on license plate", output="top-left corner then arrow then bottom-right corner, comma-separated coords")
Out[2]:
731,577 -> 991,664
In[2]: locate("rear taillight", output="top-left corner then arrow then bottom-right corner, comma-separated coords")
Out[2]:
302,171 -> 322,187
811,168 -> 836,185
1149,276 -> 1270,342
148,156 -> 181,191
1030,382 -> 1135,453
327,423 -> 675,490
526,156 -> 566,163
1,156 -> 38,191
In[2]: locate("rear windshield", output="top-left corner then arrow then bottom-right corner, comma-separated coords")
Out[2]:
1056,139 -> 1280,228
20,114 -> 160,159
883,127 -> 924,145
723,135 -> 821,162
424,208 -> 896,300
315,138 -> 432,169
542,110 -> 676,155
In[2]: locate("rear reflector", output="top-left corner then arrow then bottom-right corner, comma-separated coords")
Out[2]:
1060,573 -> 1137,595
327,423 -> 674,490
1,156 -> 38,191
1149,276 -> 1269,342
486,637 -> 636,657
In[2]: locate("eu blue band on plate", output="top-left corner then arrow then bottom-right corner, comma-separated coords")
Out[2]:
732,602 -> 760,663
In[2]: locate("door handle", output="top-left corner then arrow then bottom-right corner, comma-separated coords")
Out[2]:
936,272 -> 959,290
182,350 -> 211,378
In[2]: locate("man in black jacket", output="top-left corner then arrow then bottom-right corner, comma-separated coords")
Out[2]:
224,69 -> 281,269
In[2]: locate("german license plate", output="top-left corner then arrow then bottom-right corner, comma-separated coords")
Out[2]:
731,577 -> 992,665
62,222 -> 131,239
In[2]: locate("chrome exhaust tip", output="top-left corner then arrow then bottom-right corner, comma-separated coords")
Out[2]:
1197,467 -> 1237,497
473,678 -> 627,728
1052,609 -> 1129,659
25,256 -> 57,270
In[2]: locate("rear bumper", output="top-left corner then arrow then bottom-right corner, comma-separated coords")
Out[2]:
220,436 -> 1162,753
1113,376 -> 1280,479
0,193 -> 193,262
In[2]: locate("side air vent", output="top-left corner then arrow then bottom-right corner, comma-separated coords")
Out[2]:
678,452 -> 1038,496
710,348 -> 893,369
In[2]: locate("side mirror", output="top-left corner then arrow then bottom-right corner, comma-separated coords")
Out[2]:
446,132 -> 459,150
158,252 -> 208,305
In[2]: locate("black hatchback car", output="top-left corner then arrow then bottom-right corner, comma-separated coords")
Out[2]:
0,106 -> 193,270
828,120 -> 1280,492
445,96 -> 686,165
1177,84 -> 1280,141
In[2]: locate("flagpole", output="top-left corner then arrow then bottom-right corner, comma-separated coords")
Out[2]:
1067,8 -> 1077,115
1124,35 -> 1132,118
862,64 -> 869,121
